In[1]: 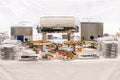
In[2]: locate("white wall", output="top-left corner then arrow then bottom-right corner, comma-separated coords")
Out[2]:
0,0 -> 120,35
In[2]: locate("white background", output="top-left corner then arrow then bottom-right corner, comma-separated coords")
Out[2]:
0,0 -> 120,34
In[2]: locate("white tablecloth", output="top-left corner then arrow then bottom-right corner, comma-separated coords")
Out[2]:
0,59 -> 120,80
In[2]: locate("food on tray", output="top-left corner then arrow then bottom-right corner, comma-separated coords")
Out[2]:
64,40 -> 82,45
33,40 -> 50,45
115,32 -> 120,36
56,50 -> 78,60
47,44 -> 56,48
84,41 -> 90,45
47,43 -> 63,49
48,49 -> 57,53
57,44 -> 63,47
84,41 -> 97,49
42,54 -> 53,60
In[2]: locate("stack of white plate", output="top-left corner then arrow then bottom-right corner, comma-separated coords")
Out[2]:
0,47 -> 16,60
102,41 -> 118,58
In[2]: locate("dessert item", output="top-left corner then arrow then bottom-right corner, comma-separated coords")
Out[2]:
47,44 -> 56,48
77,47 -> 82,53
42,54 -> 53,60
47,43 -> 63,49
48,49 -> 57,53
64,40 -> 82,45
56,50 -> 78,60
57,44 -> 63,47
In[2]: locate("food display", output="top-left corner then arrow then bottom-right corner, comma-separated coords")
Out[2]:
64,40 -> 82,45
83,41 -> 98,49
33,40 -> 51,45
5,35 -> 118,61
56,43 -> 63,47
47,43 -> 63,48
115,32 -> 120,36
41,54 -> 53,60
48,49 -> 57,53
33,40 -> 51,53
47,44 -> 56,48
56,50 -> 78,60
64,40 -> 82,52
47,43 -> 64,52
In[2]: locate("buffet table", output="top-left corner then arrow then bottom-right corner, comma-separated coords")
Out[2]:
0,58 -> 120,80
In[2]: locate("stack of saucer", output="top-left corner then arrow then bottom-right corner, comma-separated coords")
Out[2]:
102,41 -> 118,58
